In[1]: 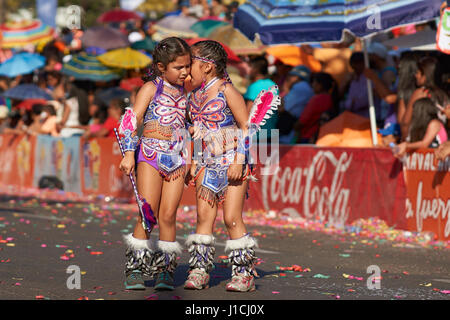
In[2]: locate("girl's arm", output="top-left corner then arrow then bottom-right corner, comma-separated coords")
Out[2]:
223,82 -> 249,180
400,88 -> 428,140
118,81 -> 155,175
396,119 -> 442,156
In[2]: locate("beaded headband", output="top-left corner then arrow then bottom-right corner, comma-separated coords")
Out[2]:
193,55 -> 232,84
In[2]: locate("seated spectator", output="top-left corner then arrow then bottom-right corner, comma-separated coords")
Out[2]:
435,141 -> 450,160
40,104 -> 59,137
293,72 -> 338,143
244,56 -> 278,141
83,98 -> 123,139
27,103 -> 45,135
0,105 -> 9,134
277,65 -> 314,144
396,98 -> 448,157
400,56 -> 449,141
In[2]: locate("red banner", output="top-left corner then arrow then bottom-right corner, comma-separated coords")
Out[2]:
0,134 -> 35,188
243,146 -> 408,230
80,137 -> 132,198
403,150 -> 450,241
1,134 -> 448,240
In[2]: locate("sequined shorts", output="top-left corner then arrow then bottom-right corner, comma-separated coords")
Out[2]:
136,137 -> 185,181
193,149 -> 253,206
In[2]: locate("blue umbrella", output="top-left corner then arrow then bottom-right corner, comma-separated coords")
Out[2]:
234,0 -> 443,146
96,87 -> 130,106
2,84 -> 52,100
234,0 -> 443,45
0,52 -> 46,78
61,53 -> 122,82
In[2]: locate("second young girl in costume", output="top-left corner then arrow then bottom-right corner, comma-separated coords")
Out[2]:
118,37 -> 191,291
184,40 -> 258,292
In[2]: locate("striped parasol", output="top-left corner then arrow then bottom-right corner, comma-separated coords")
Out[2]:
61,53 -> 123,82
97,47 -> 152,69
0,20 -> 55,49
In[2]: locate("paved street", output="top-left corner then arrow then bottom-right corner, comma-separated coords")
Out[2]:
0,193 -> 449,303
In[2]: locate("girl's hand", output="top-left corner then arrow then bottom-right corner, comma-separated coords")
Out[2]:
395,142 -> 407,158
435,141 -> 450,160
119,152 -> 135,175
185,162 -> 197,186
227,163 -> 243,182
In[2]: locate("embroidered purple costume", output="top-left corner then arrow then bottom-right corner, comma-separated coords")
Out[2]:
188,77 -> 253,206
135,76 -> 187,181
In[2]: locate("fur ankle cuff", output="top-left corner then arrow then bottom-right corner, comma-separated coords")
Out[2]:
185,234 -> 215,247
225,234 -> 258,252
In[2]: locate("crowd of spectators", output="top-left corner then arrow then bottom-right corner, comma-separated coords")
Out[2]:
1,0 -> 450,159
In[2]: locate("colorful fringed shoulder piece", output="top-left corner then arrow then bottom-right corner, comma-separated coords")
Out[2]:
248,85 -> 281,131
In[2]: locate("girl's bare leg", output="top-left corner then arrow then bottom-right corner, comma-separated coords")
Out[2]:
133,162 -> 163,240
158,171 -> 185,241
223,179 -> 248,239
195,169 -> 219,235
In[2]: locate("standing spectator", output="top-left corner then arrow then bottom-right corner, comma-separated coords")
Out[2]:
396,98 -> 448,157
211,0 -> 227,18
400,56 -> 449,141
243,56 -> 278,141
277,65 -> 314,144
396,52 -> 420,140
0,105 -> 10,134
83,98 -> 123,139
293,72 -> 338,143
39,104 -> 60,137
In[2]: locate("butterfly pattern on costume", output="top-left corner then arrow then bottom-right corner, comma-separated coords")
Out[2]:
148,92 -> 187,129
189,90 -> 234,132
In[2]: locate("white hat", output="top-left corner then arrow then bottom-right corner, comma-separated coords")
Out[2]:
128,31 -> 144,43
0,105 -> 9,119
368,42 -> 388,60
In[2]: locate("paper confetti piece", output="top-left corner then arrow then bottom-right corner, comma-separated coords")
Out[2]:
440,290 -> 450,294
313,274 -> 331,279
90,251 -> 103,255
145,294 -> 158,300
339,254 -> 350,258
419,283 -> 432,287
272,291 -> 280,294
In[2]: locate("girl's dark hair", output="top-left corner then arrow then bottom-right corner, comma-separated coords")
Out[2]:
417,56 -> 449,107
191,40 -> 228,79
142,37 -> 191,82
397,52 -> 419,106
409,97 -> 440,143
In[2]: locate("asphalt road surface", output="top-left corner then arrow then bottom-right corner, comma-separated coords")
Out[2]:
0,193 -> 449,305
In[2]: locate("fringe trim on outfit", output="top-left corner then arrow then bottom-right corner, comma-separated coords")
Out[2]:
143,120 -> 175,139
160,165 -> 185,182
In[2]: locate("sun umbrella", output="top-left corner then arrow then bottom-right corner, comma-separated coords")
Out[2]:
266,45 -> 321,71
208,24 -> 266,55
153,15 -> 199,41
96,87 -> 130,106
120,77 -> 144,92
234,0 -> 442,146
185,38 -> 241,63
0,19 -> 55,49
97,9 -> 143,23
234,0 -> 443,45
2,84 -> 52,100
131,37 -> 157,52
0,52 -> 46,78
16,98 -> 48,111
97,47 -> 152,69
137,0 -> 176,13
61,53 -> 123,82
81,26 -> 130,51
190,19 -> 229,38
